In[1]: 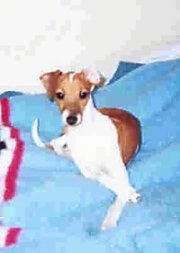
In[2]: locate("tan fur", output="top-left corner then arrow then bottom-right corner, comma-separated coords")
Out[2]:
54,72 -> 92,115
98,108 -> 141,164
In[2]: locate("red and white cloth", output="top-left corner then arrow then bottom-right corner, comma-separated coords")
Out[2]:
0,98 -> 24,248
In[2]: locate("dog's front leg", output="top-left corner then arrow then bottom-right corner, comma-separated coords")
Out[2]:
50,135 -> 71,158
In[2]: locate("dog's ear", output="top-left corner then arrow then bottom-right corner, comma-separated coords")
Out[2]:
80,69 -> 106,89
40,70 -> 63,98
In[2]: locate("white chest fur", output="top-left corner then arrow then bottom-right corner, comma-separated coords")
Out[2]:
66,110 -> 120,179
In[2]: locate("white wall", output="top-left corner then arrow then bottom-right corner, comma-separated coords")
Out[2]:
0,0 -> 180,94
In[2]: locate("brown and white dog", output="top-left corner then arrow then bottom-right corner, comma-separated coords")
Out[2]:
32,69 -> 141,230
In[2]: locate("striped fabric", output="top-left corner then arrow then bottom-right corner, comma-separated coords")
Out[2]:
0,99 -> 24,248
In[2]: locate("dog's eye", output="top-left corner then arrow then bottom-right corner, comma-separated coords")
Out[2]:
56,92 -> 64,99
79,91 -> 88,99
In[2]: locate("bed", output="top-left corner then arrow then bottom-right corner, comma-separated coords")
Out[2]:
0,59 -> 180,253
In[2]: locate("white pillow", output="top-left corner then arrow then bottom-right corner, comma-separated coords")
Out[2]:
140,42 -> 180,63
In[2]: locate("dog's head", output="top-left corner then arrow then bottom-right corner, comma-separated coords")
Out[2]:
40,69 -> 105,126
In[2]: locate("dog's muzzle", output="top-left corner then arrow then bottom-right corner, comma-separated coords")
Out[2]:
66,115 -> 78,126
62,109 -> 82,126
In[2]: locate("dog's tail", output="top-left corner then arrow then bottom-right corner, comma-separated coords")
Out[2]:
31,118 -> 46,148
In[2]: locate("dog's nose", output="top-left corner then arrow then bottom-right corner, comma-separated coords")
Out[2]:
66,115 -> 78,125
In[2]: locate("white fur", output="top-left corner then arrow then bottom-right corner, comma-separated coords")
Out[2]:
50,135 -> 71,158
62,109 -> 70,125
69,73 -> 75,84
76,114 -> 81,125
32,95 -> 140,230
62,109 -> 81,126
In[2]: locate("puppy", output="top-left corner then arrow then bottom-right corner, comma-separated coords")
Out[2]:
32,69 -> 141,230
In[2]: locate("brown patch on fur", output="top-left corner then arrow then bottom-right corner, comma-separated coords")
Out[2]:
54,72 -> 92,115
40,70 -> 104,99
40,70 -> 63,98
99,108 -> 141,165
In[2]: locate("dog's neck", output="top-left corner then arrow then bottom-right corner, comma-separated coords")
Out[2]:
82,95 -> 98,123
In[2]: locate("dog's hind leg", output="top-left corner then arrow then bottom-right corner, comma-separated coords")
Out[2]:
98,154 -> 140,230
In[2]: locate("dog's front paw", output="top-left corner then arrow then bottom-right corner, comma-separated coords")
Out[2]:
129,191 -> 141,203
50,136 -> 69,156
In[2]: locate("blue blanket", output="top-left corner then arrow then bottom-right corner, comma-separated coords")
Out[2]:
1,59 -> 180,252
